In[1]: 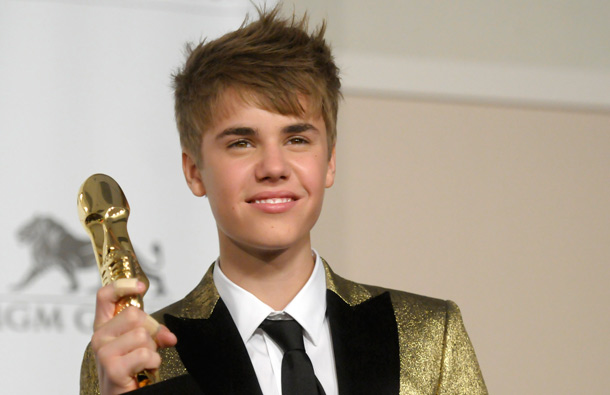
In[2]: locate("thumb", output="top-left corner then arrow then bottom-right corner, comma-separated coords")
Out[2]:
93,279 -> 146,330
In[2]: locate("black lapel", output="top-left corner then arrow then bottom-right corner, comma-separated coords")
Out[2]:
163,299 -> 264,395
327,290 -> 400,395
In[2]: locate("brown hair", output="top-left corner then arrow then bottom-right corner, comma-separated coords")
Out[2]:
173,5 -> 341,164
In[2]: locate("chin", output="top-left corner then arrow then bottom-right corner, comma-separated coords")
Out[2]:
231,230 -> 309,253
245,236 -> 302,252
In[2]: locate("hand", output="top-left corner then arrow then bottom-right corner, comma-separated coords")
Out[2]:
91,279 -> 177,395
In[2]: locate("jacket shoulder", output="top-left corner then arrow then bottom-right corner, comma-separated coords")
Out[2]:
327,266 -> 447,314
324,259 -> 446,313
332,276 -> 487,394
358,282 -> 448,312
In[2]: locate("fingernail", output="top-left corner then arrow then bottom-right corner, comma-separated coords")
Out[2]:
136,281 -> 147,292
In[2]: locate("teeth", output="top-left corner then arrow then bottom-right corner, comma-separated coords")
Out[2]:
254,198 -> 293,204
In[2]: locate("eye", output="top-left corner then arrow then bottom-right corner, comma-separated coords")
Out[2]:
287,136 -> 309,145
228,139 -> 252,149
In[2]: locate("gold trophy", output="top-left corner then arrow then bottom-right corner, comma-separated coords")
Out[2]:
77,173 -> 157,387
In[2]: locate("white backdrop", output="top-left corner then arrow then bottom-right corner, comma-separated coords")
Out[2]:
0,0 -> 272,393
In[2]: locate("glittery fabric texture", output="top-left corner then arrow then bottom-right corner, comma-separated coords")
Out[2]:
80,261 -> 487,394
325,260 -> 487,394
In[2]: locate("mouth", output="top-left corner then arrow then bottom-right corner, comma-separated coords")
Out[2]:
247,191 -> 299,203
251,197 -> 294,204
246,192 -> 300,213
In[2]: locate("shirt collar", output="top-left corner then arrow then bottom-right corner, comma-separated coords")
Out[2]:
213,250 -> 327,346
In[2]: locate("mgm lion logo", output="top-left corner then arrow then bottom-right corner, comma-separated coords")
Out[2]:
13,215 -> 166,294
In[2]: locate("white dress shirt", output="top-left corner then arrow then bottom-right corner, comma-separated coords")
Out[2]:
213,251 -> 338,395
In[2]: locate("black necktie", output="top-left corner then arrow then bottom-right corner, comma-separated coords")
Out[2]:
260,319 -> 326,395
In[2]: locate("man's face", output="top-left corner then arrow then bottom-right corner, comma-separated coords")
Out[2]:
183,94 -> 336,255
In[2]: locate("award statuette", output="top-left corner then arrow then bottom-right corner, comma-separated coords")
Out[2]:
77,173 -> 158,387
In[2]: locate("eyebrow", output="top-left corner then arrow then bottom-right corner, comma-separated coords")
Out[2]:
284,123 -> 318,134
216,123 -> 318,140
216,127 -> 256,140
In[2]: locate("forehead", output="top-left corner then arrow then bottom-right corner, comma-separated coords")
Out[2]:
207,87 -> 321,132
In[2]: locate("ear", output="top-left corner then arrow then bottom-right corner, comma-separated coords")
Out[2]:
325,146 -> 336,188
182,152 -> 206,197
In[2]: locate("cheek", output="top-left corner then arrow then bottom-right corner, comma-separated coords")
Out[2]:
297,158 -> 330,192
208,165 -> 248,205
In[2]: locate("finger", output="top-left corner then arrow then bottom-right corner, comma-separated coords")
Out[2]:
93,284 -> 119,330
101,347 -> 162,390
96,326 -> 158,359
92,307 -> 150,350
103,316 -> 176,349
155,325 -> 178,348
113,278 -> 143,297
142,314 -> 160,337
94,280 -> 146,330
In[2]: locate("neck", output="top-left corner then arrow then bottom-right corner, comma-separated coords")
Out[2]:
217,234 -> 315,311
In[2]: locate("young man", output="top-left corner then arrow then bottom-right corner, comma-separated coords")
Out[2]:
80,7 -> 487,395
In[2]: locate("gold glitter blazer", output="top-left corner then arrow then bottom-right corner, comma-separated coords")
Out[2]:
80,260 -> 487,394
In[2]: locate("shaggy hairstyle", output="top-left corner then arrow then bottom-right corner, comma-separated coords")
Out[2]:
173,5 -> 341,165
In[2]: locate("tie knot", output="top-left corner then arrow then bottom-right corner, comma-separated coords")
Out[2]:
260,319 -> 305,352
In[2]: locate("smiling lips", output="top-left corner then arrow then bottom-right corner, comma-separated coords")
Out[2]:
247,194 -> 299,214
253,197 -> 293,204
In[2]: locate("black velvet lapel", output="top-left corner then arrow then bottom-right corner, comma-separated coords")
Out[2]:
327,290 -> 400,395
163,299 -> 263,395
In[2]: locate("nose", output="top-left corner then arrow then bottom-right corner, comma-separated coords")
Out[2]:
255,144 -> 291,182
